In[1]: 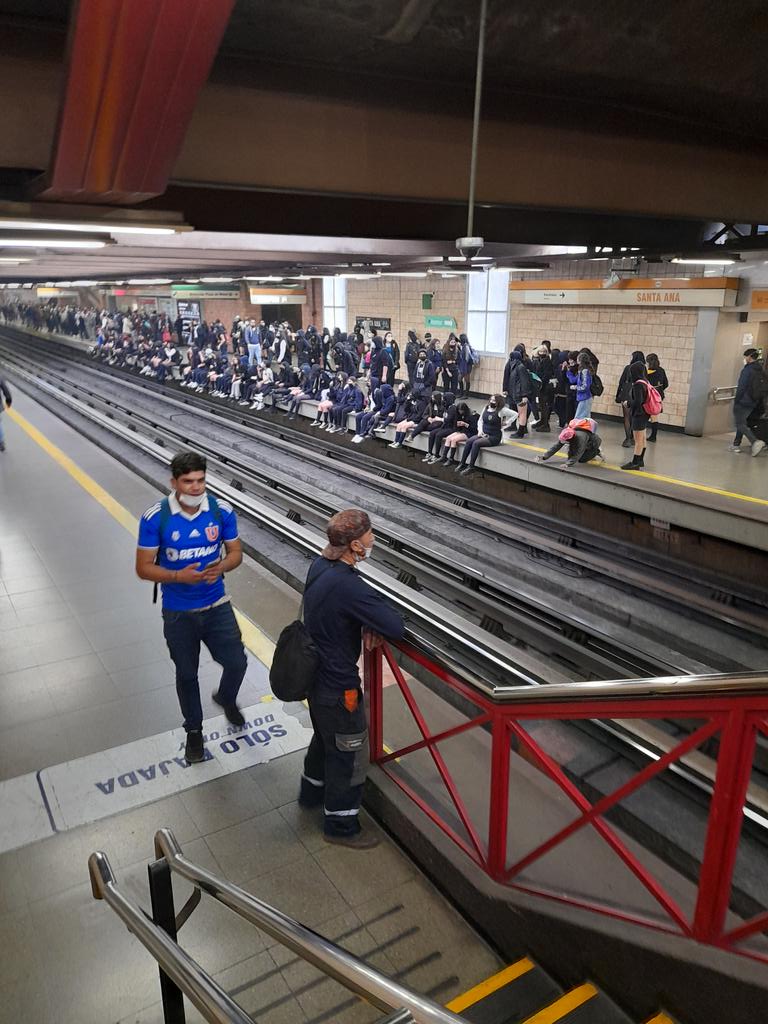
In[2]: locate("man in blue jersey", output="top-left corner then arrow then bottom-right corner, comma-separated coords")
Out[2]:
136,451 -> 247,764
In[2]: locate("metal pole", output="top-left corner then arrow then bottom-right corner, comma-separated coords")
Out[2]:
466,0 -> 489,239
148,859 -> 186,1024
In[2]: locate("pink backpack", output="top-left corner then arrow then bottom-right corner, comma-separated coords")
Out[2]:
640,379 -> 663,415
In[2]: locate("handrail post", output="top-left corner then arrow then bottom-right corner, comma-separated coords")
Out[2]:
148,859 -> 186,1024
692,709 -> 757,944
487,712 -> 511,879
365,643 -> 384,761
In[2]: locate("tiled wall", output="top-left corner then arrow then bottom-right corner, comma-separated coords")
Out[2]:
346,276 -> 466,346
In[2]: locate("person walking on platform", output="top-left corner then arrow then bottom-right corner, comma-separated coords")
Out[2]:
616,350 -> 646,447
299,509 -> 404,848
730,348 -> 768,456
136,451 -> 248,764
0,373 -> 11,452
645,353 -> 669,444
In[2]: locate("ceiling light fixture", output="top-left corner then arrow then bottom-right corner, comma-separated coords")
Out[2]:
380,272 -> 427,278
0,257 -> 31,263
0,220 -> 179,235
671,258 -> 736,266
127,278 -> 172,285
0,238 -> 106,248
505,267 -> 546,272
200,276 -> 234,283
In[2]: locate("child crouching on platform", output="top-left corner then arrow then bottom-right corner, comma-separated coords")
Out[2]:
534,418 -> 604,470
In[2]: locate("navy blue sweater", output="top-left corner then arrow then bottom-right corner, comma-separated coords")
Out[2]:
303,557 -> 405,702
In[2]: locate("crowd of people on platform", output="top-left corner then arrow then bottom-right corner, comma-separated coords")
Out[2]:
3,297 -> 767,469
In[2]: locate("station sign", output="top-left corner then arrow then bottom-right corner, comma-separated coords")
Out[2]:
249,291 -> 306,304
171,284 -> 241,300
355,316 -> 392,332
510,277 -> 739,308
425,315 -> 457,329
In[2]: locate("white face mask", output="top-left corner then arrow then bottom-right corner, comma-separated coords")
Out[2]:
178,490 -> 205,508
355,542 -> 374,561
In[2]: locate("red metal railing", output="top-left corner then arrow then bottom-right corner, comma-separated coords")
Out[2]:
364,640 -> 768,963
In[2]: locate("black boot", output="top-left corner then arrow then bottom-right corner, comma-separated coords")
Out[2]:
638,447 -> 646,467
648,424 -> 658,443
621,454 -> 640,471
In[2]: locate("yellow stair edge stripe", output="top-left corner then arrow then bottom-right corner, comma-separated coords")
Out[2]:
520,983 -> 598,1024
645,1015 -> 676,1024
446,958 -> 535,1013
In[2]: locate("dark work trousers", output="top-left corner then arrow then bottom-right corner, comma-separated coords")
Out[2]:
554,394 -> 567,428
537,384 -> 553,429
734,403 -> 758,445
301,689 -> 369,836
406,362 -> 416,385
162,602 -> 247,732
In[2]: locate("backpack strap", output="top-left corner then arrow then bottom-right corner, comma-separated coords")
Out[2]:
152,497 -> 171,605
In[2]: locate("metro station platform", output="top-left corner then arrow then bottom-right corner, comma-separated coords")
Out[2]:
0,392 -> 505,1023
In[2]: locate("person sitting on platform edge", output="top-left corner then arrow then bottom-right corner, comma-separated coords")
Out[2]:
136,450 -> 248,765
299,509 -> 404,848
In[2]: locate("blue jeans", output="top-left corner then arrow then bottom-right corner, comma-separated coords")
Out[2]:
733,404 -> 757,446
162,602 -> 247,731
574,398 -> 593,419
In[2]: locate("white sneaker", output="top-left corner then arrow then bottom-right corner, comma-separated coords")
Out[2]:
752,439 -> 766,457
389,441 -> 401,448
421,454 -> 432,462
352,435 -> 364,443
727,444 -> 742,452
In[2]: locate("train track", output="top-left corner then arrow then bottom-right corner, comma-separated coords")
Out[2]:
4,329 -> 768,863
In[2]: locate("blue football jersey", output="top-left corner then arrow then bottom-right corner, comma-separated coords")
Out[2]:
138,493 -> 238,610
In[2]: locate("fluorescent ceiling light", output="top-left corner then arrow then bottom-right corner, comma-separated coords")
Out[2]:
370,262 -> 391,267
380,272 -> 427,278
0,238 -> 106,248
244,276 -> 283,281
184,279 -> 200,283
0,257 -> 31,263
127,278 -> 172,285
505,267 -> 545,272
200,276 -> 234,283
338,273 -> 375,279
71,280 -> 98,286
671,258 -> 735,266
0,220 -> 178,235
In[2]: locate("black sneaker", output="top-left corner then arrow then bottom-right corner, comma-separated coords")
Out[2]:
212,691 -> 246,728
185,730 -> 205,764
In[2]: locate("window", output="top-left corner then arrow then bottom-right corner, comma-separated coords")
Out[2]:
466,270 -> 509,354
322,278 -> 347,332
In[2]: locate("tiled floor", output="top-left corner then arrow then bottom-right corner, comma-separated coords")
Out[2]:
0,393 -> 502,1023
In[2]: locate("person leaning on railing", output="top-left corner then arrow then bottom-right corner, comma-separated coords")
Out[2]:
299,509 -> 404,849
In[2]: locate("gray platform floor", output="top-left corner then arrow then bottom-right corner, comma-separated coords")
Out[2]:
0,394 -> 501,1023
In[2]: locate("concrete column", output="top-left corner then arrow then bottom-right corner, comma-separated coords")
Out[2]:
684,308 -> 719,436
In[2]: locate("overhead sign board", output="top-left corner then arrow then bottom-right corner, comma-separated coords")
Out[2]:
176,300 -> 201,320
425,315 -> 457,329
355,316 -> 391,332
510,277 -> 739,308
171,284 -> 241,300
751,289 -> 768,310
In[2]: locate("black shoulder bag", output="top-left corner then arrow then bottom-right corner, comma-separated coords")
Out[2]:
269,563 -> 334,702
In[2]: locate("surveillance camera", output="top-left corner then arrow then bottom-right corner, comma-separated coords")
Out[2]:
455,236 -> 484,260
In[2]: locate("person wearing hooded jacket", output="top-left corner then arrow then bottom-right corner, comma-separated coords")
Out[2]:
411,347 -> 436,398
383,332 -> 400,385
616,350 -> 646,447
457,333 -> 474,397
333,342 -> 357,378
404,330 -> 420,384
432,403 -> 479,467
441,335 -> 460,394
730,348 -> 767,455
369,335 -> 393,392
331,379 -> 365,432
353,384 -> 392,442
502,349 -> 533,437
389,392 -> 430,448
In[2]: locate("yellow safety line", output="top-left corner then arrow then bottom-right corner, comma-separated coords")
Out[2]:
446,958 -> 535,1012
520,983 -> 598,1023
644,1015 -> 676,1024
504,435 -> 768,508
8,406 -> 276,668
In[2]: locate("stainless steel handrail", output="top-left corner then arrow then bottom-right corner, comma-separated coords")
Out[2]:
154,829 -> 466,1024
400,634 -> 768,703
710,385 -> 737,402
88,852 -> 253,1024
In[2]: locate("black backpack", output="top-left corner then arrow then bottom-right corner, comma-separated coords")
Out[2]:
750,367 -> 768,403
590,373 -> 604,397
269,562 -> 336,702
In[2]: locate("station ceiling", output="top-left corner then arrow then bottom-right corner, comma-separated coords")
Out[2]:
0,0 -> 767,282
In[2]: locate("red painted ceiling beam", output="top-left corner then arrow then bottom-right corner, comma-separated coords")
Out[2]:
36,0 -> 235,204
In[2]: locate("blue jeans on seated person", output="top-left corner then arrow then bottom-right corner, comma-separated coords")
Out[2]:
162,602 -> 247,732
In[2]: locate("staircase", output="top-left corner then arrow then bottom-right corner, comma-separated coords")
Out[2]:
446,959 -> 678,1024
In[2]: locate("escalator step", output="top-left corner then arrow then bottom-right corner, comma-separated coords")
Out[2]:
447,959 -> 561,1024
